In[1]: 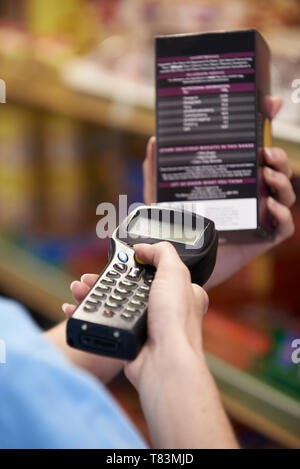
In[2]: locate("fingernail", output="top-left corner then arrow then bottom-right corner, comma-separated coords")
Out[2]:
265,166 -> 276,178
80,274 -> 89,282
62,303 -> 69,313
265,147 -> 273,159
147,137 -> 153,152
70,280 -> 77,290
268,196 -> 278,208
146,136 -> 155,157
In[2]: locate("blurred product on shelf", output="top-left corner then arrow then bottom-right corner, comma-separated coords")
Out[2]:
41,115 -> 90,234
90,129 -> 127,207
230,420 -> 284,449
260,326 -> 300,399
203,306 -> 300,400
60,0 -> 300,131
15,232 -> 109,279
203,309 -> 272,370
0,1 -> 299,130
270,28 -> 300,127
0,104 -> 38,231
0,103 -> 145,236
0,0 -> 100,65
0,101 -> 146,277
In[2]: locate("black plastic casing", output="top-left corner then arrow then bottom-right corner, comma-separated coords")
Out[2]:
67,206 -> 218,360
115,206 -> 218,285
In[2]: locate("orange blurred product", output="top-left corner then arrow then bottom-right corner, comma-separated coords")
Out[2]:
271,203 -> 300,315
0,104 -> 38,232
203,309 -> 272,369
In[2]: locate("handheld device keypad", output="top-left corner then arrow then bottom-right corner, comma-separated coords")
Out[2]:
82,255 -> 154,322
67,205 -> 218,360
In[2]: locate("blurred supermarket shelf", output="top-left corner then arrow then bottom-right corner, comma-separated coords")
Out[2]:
207,354 -> 300,449
0,236 -> 72,322
62,57 -> 300,148
2,54 -> 300,175
61,58 -> 154,111
0,55 -> 154,136
273,120 -> 300,145
0,234 -> 298,447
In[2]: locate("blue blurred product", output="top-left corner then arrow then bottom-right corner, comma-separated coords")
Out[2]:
15,232 -> 107,268
258,328 -> 300,400
125,160 -> 143,205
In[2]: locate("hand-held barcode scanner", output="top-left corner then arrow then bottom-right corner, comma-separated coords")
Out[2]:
67,206 -> 218,360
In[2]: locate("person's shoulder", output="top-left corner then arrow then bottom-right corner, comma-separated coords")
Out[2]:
0,296 -> 31,316
0,296 -> 40,350
0,297 -> 147,449
0,295 -> 38,320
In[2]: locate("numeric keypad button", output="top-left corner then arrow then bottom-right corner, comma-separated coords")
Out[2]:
83,305 -> 98,313
115,287 -> 131,297
129,299 -> 145,309
107,270 -> 121,279
121,312 -> 134,321
134,292 -> 147,301
102,278 -> 117,286
126,266 -> 144,281
90,292 -> 107,301
95,285 -> 111,293
86,299 -> 102,307
110,294 -> 127,304
113,263 -> 127,273
125,306 -> 141,315
138,285 -> 150,294
119,279 -> 137,290
104,300 -> 122,311
144,272 -> 154,286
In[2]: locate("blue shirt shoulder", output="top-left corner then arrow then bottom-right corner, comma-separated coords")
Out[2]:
0,297 -> 147,449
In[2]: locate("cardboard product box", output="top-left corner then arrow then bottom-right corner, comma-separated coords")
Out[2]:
155,29 -> 273,242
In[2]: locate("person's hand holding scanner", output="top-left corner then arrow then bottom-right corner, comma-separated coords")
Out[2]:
60,242 -> 238,448
124,242 -> 239,449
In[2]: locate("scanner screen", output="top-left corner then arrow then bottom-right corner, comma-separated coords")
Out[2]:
128,212 -> 200,245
